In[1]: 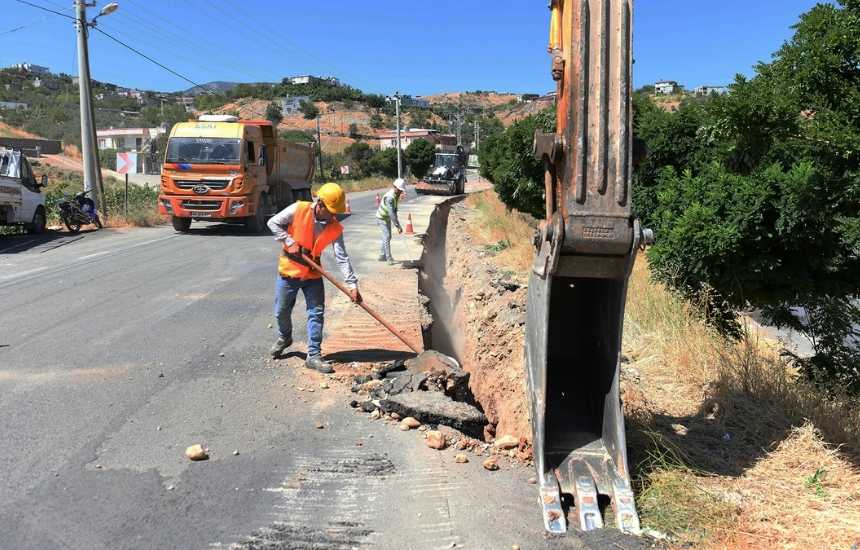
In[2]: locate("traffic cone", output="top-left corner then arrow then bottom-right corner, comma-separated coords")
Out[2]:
345,199 -> 351,214
375,193 -> 381,208
405,213 -> 414,235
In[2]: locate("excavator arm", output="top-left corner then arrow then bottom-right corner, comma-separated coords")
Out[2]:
526,0 -> 652,535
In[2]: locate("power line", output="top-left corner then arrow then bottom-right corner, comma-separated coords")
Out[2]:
14,0 -> 211,93
90,26 -> 209,93
12,0 -> 76,21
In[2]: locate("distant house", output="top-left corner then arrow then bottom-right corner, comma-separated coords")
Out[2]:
280,95 -> 310,114
0,101 -> 28,110
9,63 -> 50,75
116,88 -> 145,104
401,95 -> 430,109
287,75 -> 341,87
177,96 -> 195,112
96,127 -> 166,151
655,80 -> 679,95
377,129 -> 456,151
695,85 -> 729,97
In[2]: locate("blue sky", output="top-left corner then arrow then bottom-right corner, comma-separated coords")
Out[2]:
2,1 -> 827,95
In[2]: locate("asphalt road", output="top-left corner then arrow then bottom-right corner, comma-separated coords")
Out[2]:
0,186 -> 643,550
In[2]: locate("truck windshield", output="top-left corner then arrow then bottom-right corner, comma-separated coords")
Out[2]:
165,138 -> 241,164
435,154 -> 457,168
0,149 -> 21,178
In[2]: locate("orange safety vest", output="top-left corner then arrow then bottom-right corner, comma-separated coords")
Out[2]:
278,201 -> 344,280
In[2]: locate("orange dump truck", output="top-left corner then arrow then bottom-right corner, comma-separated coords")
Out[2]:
159,115 -> 315,232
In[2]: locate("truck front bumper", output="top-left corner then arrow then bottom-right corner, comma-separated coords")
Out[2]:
158,195 -> 251,219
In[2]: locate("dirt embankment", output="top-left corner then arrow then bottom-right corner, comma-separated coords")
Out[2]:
419,199 -> 532,444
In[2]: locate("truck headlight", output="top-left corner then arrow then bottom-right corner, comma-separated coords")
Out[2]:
230,200 -> 245,213
161,199 -> 173,212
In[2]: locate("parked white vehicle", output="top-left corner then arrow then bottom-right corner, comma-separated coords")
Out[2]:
0,147 -> 48,234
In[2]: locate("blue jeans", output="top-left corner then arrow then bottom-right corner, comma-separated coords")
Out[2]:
274,276 -> 325,357
378,218 -> 392,260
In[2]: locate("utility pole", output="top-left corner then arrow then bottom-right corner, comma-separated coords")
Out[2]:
75,1 -> 118,212
76,0 -> 99,209
393,91 -> 402,179
316,115 -> 324,179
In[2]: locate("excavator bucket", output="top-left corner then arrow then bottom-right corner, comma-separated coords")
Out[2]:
526,0 -> 644,535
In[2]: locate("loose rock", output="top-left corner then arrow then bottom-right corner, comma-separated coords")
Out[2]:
455,453 -> 469,463
185,444 -> 209,461
400,417 -> 421,430
482,457 -> 500,471
425,430 -> 447,450
319,382 -> 329,389
370,409 -> 382,420
233,450 -> 240,456
493,434 -> 519,450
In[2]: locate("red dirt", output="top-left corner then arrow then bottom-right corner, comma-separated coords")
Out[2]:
436,202 -> 531,445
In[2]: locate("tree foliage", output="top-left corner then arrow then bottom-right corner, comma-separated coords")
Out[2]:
637,0 -> 860,390
300,100 -> 319,120
479,107 -> 555,218
404,139 -> 435,179
369,147 -> 400,179
265,102 -> 282,126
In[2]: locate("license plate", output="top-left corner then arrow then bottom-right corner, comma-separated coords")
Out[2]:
192,212 -> 212,217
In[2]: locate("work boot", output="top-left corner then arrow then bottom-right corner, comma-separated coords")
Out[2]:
269,337 -> 292,358
387,258 -> 397,266
305,355 -> 335,374
377,254 -> 387,262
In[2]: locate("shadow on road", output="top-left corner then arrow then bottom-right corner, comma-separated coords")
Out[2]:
0,229 -> 96,254
174,223 -> 275,238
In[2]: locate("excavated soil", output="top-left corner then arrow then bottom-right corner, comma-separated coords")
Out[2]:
419,200 -> 531,446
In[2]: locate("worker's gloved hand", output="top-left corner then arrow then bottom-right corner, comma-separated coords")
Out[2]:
286,243 -> 301,255
397,227 -> 403,235
349,288 -> 363,304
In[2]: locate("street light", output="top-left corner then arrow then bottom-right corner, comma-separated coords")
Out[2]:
386,92 -> 402,179
76,1 -> 119,210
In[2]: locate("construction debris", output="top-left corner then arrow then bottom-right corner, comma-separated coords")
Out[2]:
455,453 -> 469,463
482,457 -> 499,471
493,435 -> 519,450
185,444 -> 208,461
381,392 -> 486,438
400,417 -> 421,430
425,430 -> 447,450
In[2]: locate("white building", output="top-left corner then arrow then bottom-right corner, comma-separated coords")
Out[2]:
288,75 -> 311,85
96,127 -> 166,151
0,101 -> 28,110
377,129 -> 456,151
695,85 -> 729,97
9,63 -> 49,75
655,80 -> 679,95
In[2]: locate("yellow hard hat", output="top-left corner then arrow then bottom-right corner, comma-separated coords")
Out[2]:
317,182 -> 346,214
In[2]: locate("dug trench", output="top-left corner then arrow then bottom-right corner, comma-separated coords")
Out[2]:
344,196 -> 533,461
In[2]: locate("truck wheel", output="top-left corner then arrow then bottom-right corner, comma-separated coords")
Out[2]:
172,216 -> 191,232
245,206 -> 268,234
28,208 -> 46,234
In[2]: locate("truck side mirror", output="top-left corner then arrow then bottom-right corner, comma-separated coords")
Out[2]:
40,175 -> 48,188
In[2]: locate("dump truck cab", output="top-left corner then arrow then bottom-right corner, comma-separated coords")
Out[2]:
0,147 -> 48,234
159,115 -> 314,233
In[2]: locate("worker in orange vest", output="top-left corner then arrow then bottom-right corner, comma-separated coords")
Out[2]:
267,183 -> 362,373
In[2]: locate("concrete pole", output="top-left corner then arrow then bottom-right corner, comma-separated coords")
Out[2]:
394,91 -> 402,179
316,115 -> 324,179
76,0 -> 100,208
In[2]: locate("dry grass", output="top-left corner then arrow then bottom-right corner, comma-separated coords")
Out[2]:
463,190 -> 537,274
312,176 -> 390,195
624,257 -> 860,548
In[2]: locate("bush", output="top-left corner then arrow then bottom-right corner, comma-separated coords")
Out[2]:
369,148 -> 400,179
637,1 -> 860,390
479,107 -> 554,218
404,139 -> 435,179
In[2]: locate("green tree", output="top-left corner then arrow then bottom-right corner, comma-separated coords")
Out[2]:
265,101 -> 283,127
407,109 -> 430,128
369,113 -> 384,129
348,122 -> 359,138
300,100 -> 319,120
344,141 -> 374,177
480,107 -> 555,218
370,147 -> 400,178
404,138 -> 435,179
638,0 -> 860,390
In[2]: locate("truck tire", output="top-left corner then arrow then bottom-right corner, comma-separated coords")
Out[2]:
172,216 -> 191,232
28,207 -> 46,235
245,198 -> 269,234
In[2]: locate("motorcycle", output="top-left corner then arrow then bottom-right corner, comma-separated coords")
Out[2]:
57,191 -> 103,233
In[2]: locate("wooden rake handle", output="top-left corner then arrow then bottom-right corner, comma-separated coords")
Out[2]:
301,254 -> 421,354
